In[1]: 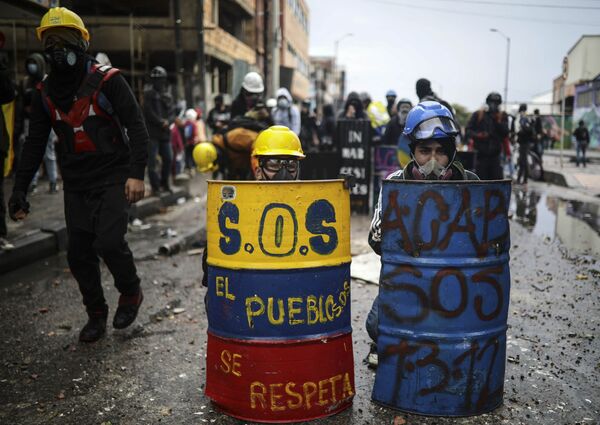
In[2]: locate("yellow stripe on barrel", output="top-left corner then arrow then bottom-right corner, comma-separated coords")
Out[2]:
207,180 -> 351,270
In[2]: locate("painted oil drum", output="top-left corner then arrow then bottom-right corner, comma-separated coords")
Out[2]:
372,180 -> 512,416
204,180 -> 354,422
206,332 -> 355,423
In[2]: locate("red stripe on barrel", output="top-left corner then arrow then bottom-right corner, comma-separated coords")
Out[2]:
205,331 -> 355,423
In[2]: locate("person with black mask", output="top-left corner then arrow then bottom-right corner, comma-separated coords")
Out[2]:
9,7 -> 148,343
385,90 -> 397,117
144,65 -> 175,194
515,103 -> 534,185
382,98 -> 412,146
206,94 -> 230,135
465,92 -> 509,180
299,99 -> 320,151
339,91 -> 366,119
319,104 -> 336,152
230,72 -> 264,120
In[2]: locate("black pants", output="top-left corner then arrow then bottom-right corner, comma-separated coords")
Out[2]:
517,144 -> 529,184
64,185 -> 140,312
475,155 -> 503,180
147,138 -> 172,191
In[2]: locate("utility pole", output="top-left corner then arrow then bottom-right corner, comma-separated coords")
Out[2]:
560,56 -> 568,168
196,0 -> 206,108
271,0 -> 280,96
173,0 -> 185,103
263,0 -> 269,97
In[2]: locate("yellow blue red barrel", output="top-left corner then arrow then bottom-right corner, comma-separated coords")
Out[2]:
205,180 -> 354,422
372,179 -> 511,416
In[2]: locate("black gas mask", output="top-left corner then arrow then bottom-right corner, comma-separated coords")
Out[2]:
44,42 -> 83,72
259,158 -> 299,181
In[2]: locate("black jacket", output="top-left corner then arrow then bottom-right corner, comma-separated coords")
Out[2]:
466,110 -> 509,158
143,87 -> 174,141
14,65 -> 148,193
230,91 -> 250,120
382,114 -> 404,146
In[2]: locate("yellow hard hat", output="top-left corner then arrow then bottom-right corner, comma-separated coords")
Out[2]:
36,7 -> 90,42
252,125 -> 305,158
193,142 -> 219,172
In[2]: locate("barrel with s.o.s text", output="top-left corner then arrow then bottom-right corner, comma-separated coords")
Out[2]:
372,179 -> 512,417
204,180 -> 354,423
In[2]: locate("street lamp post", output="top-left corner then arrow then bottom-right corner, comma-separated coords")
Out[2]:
490,28 -> 510,112
334,33 -> 353,108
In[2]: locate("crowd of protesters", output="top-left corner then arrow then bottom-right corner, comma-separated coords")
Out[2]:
0,44 -> 560,252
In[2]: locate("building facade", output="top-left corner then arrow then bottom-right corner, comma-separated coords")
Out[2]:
1,0 -> 316,110
552,35 -> 600,148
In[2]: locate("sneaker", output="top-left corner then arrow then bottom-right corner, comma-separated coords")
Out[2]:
113,290 -> 144,329
79,307 -> 108,343
0,237 -> 15,251
366,342 -> 378,369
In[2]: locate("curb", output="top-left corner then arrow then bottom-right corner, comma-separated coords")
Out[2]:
543,169 -> 569,188
158,227 -> 206,256
0,187 -> 191,275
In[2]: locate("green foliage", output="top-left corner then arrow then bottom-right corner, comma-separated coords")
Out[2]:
451,103 -> 470,129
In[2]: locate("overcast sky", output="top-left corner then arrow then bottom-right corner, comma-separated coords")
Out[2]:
306,0 -> 600,111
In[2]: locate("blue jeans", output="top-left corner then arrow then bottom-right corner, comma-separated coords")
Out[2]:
148,139 -> 173,190
576,142 -> 587,166
365,295 -> 379,342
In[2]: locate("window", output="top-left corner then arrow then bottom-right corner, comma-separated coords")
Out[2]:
576,90 -> 593,108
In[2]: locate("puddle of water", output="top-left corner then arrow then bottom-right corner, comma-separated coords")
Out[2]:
510,189 -> 600,258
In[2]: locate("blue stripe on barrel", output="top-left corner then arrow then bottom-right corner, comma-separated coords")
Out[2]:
207,264 -> 351,340
372,180 -> 511,416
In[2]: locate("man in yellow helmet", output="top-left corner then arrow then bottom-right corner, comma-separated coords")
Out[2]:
251,125 -> 305,180
199,125 -> 304,287
8,7 -> 149,343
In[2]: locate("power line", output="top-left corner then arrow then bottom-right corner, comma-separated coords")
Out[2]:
367,0 -> 600,27
416,0 -> 600,11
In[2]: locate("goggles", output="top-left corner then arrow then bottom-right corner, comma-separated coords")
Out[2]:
260,158 -> 299,173
411,116 -> 459,140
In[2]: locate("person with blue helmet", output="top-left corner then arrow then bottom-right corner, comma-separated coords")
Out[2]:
385,89 -> 397,117
364,100 -> 478,368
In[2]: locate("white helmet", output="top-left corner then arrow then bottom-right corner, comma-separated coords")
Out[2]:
242,71 -> 264,93
185,108 -> 198,121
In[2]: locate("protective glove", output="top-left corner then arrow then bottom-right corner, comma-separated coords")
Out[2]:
8,191 -> 30,221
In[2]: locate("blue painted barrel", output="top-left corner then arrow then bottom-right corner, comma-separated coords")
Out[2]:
372,180 -> 512,416
204,180 -> 355,423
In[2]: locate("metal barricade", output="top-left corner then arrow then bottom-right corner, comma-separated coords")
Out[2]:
205,180 -> 354,423
372,179 -> 511,416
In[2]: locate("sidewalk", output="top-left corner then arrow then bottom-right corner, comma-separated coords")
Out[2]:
1,177 -> 191,274
542,148 -> 600,196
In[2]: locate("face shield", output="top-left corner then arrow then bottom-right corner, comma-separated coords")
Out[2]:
411,116 -> 459,140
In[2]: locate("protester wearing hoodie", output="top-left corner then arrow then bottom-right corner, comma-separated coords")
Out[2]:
339,91 -> 366,120
271,88 -> 300,135
415,78 -> 454,116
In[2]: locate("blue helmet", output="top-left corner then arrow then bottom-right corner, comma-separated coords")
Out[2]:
403,101 -> 459,141
385,89 -> 397,97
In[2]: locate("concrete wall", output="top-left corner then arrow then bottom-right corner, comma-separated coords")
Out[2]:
566,36 -> 600,86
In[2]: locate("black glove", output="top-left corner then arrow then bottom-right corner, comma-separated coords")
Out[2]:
8,191 -> 30,220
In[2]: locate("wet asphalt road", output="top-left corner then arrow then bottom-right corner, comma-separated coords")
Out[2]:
0,180 -> 598,425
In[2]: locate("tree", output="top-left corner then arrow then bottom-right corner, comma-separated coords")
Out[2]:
451,103 -> 471,129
